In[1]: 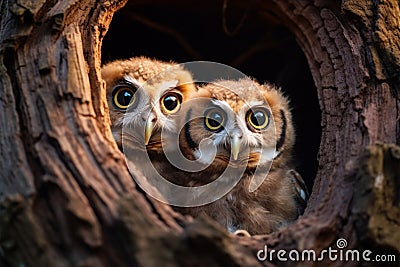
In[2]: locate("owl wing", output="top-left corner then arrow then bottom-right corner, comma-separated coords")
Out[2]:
287,169 -> 309,216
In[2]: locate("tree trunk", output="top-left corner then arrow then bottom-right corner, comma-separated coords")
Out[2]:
0,0 -> 399,266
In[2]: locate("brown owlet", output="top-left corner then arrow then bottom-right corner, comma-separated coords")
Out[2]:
169,78 -> 309,235
101,56 -> 197,153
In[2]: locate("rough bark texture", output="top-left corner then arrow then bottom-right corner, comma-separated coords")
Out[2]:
0,0 -> 399,267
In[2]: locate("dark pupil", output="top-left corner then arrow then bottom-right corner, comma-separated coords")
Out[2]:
118,90 -> 133,106
209,112 -> 223,127
251,111 -> 266,126
164,95 -> 178,111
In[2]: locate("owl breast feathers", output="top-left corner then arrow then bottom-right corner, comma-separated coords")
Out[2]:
102,58 -> 308,235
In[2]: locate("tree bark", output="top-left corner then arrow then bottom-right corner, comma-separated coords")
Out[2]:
0,0 -> 399,267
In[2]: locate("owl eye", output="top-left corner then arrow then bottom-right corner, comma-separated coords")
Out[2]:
246,108 -> 270,130
112,84 -> 137,110
204,109 -> 225,132
161,92 -> 182,114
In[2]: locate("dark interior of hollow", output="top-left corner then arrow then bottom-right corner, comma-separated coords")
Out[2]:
102,2 -> 321,191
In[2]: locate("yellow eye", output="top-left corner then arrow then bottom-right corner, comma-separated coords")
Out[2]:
161,92 -> 182,114
247,108 -> 270,130
112,85 -> 137,110
204,109 -> 225,132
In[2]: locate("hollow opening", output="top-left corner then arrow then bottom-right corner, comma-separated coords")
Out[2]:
102,1 -> 321,192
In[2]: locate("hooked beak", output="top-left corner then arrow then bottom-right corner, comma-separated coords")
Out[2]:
231,135 -> 241,160
144,116 -> 155,145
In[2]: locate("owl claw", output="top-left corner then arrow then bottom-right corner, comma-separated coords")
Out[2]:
233,229 -> 251,237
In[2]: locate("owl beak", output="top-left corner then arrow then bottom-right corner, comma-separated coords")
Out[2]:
231,135 -> 241,160
144,116 -> 156,145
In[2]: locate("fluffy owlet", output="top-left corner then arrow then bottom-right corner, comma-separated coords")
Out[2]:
101,56 -> 197,154
170,78 -> 308,235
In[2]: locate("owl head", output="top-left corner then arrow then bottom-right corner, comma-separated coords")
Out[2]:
101,57 -> 197,152
176,78 -> 295,172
